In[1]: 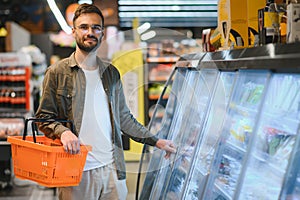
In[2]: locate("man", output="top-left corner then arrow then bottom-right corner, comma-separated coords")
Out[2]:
35,3 -> 176,200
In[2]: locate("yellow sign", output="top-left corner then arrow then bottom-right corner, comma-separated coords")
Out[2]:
0,27 -> 8,37
132,17 -> 140,44
112,48 -> 145,161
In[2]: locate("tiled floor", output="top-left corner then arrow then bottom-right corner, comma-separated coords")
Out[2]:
0,162 -> 141,200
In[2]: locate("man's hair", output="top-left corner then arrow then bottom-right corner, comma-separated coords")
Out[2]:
73,3 -> 104,26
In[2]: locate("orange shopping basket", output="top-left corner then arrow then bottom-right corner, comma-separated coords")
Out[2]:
7,118 -> 91,187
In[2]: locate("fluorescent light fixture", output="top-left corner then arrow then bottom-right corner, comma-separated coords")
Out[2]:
140,30 -> 156,41
118,5 -> 217,11
119,12 -> 217,18
118,1 -> 218,5
47,0 -> 72,34
137,22 -> 151,34
171,5 -> 180,11
78,0 -> 93,4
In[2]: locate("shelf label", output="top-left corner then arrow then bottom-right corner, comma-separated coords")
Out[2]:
0,52 -> 32,67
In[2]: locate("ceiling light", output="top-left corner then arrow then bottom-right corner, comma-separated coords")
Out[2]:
47,0 -> 72,34
140,30 -> 156,41
78,0 -> 93,4
137,22 -> 151,34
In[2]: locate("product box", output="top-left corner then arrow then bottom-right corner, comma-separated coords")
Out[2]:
217,0 -> 249,49
258,8 -> 282,45
247,0 -> 266,46
287,3 -> 300,43
202,28 -> 220,52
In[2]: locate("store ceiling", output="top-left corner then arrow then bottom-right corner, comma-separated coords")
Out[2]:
0,0 -> 76,33
118,0 -> 218,28
0,0 -> 217,34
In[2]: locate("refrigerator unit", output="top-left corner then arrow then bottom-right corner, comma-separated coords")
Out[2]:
137,43 -> 300,200
182,71 -> 236,200
202,70 -> 271,200
235,73 -> 300,200
137,53 -> 205,200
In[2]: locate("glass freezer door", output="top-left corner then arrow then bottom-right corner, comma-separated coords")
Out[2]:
149,68 -> 219,200
235,73 -> 300,200
202,70 -> 271,200
280,129 -> 300,200
138,67 -> 190,200
182,71 -> 236,200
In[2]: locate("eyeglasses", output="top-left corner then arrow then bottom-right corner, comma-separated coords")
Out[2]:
75,24 -> 104,34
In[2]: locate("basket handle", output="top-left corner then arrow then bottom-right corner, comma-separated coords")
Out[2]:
23,117 -> 75,143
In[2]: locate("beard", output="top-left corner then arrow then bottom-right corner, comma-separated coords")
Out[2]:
76,35 -> 101,53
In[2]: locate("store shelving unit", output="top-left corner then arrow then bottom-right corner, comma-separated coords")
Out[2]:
144,38 -> 204,125
0,52 -> 32,190
144,44 -> 179,125
0,54 -> 31,111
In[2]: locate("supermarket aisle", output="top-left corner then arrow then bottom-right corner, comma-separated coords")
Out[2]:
0,162 -> 140,200
126,162 -> 140,200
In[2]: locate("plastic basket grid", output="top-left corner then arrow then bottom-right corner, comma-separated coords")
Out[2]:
8,135 -> 91,187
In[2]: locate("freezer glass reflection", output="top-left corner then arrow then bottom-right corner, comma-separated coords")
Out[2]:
183,72 -> 236,200
149,69 -> 219,200
237,74 -> 300,200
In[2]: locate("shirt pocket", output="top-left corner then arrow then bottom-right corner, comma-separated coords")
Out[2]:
56,89 -> 74,117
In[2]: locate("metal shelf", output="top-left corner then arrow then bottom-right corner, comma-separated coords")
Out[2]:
199,43 -> 300,73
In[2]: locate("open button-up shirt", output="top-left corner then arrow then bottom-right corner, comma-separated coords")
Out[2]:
35,52 -> 158,180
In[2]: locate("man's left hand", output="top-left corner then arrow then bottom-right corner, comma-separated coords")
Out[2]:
155,139 -> 177,159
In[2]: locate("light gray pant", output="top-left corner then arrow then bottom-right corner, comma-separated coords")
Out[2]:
58,163 -> 128,200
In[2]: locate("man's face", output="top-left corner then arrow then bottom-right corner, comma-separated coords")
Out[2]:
72,13 -> 104,53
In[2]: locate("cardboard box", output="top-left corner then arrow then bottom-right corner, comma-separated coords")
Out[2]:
287,3 -> 300,43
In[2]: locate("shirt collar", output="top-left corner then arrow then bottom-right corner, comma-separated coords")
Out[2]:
68,52 -> 110,75
68,52 -> 78,68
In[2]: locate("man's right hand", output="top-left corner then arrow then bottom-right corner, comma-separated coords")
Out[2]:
60,130 -> 80,154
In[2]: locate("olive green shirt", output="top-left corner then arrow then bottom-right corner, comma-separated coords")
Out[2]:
35,52 -> 158,180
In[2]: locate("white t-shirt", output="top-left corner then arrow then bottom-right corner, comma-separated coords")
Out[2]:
79,68 -> 113,171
